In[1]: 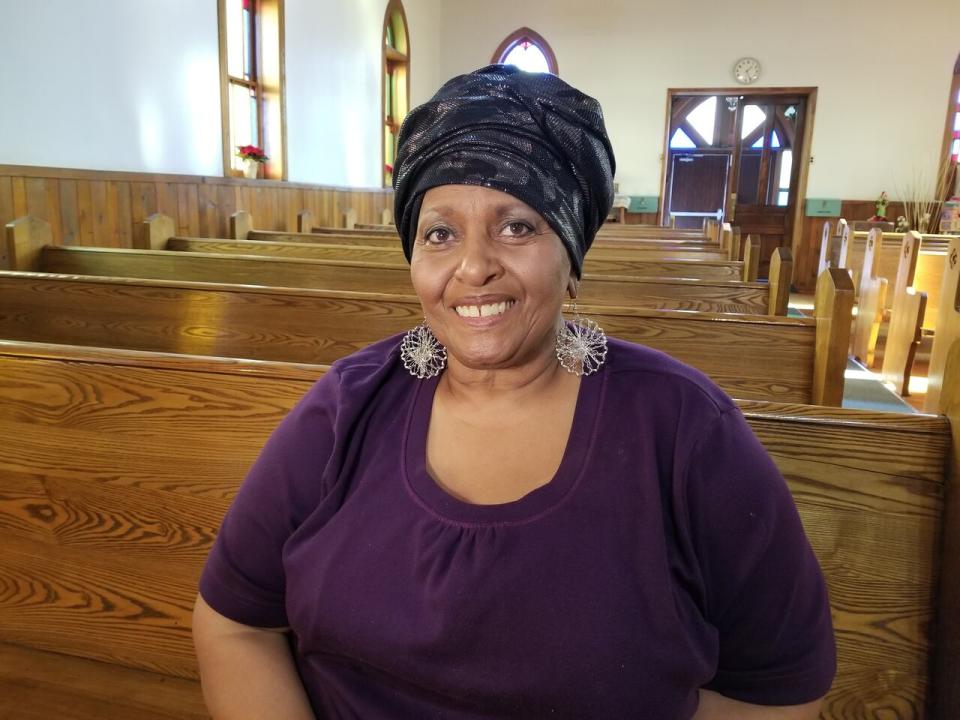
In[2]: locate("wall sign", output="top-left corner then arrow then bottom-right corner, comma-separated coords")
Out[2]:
805,198 -> 842,217
629,196 -> 659,213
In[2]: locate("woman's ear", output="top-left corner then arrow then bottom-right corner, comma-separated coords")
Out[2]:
567,276 -> 579,300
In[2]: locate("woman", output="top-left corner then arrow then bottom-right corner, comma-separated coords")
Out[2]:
193,65 -> 835,719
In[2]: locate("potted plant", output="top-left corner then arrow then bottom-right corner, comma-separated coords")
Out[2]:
237,145 -> 268,179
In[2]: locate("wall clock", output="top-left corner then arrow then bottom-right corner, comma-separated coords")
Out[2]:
733,57 -> 761,85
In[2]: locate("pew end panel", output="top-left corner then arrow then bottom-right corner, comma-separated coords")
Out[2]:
229,210 -> 252,240
297,209 -> 314,234
925,239 -> 960,413
720,222 -> 732,259
4,215 -> 52,272
932,339 -> 960,719
342,207 -> 358,229
880,287 -> 927,396
742,235 -> 760,282
879,232 -> 925,395
767,247 -> 793,316
813,268 -> 855,406
850,229 -> 886,367
137,213 -> 176,251
818,220 -> 833,276
836,219 -> 850,268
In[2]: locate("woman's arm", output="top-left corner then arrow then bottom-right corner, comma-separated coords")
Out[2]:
192,594 -> 316,720
693,689 -> 823,720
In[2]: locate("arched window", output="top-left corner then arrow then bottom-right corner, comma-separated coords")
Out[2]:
383,0 -> 410,188
492,27 -> 558,75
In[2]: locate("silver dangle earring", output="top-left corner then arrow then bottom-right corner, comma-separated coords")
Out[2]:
400,320 -> 447,379
556,302 -> 608,376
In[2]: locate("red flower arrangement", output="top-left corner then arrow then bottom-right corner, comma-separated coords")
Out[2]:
237,144 -> 269,163
384,163 -> 394,175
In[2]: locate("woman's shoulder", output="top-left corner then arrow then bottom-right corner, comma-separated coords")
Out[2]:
603,335 -> 737,418
300,332 -> 407,413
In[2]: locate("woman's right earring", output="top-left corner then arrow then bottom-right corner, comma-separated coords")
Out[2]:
556,302 -> 608,376
400,320 -> 447,379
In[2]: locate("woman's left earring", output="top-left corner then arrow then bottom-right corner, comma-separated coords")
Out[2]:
400,321 -> 447,379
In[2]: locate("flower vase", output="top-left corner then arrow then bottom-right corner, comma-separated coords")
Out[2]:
243,158 -> 259,179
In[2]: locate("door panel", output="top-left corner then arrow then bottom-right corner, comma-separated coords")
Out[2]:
667,153 -> 729,229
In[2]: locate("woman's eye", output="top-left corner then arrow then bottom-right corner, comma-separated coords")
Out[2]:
503,221 -> 534,237
423,227 -> 452,244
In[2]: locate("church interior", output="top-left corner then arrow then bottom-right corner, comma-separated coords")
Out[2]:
1,0 -> 959,717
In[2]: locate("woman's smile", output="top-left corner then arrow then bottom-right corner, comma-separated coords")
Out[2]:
452,297 -> 517,323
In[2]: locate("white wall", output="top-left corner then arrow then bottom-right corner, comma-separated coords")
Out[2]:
0,0 -> 443,187
285,0 -> 443,187
0,0 -> 222,176
5,0 -> 951,198
436,0 -> 960,199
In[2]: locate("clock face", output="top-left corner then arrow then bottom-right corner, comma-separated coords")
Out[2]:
733,57 -> 761,85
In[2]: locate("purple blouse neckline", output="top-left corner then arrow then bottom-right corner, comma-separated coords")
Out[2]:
402,365 -> 606,526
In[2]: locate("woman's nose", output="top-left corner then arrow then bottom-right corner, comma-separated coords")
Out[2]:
454,234 -> 502,286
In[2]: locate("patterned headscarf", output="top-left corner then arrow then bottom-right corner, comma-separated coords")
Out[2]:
392,64 -> 616,278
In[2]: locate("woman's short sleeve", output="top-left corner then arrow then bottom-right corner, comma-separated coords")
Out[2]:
682,406 -> 837,705
198,368 -> 341,628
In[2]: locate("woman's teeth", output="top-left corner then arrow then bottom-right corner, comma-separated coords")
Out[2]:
454,300 -> 514,318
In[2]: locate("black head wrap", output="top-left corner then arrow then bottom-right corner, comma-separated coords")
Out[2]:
392,64 -> 616,278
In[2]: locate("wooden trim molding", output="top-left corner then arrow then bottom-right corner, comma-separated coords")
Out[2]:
217,0 -> 231,177
939,53 -> 959,162
382,0 -> 410,189
491,27 -> 559,76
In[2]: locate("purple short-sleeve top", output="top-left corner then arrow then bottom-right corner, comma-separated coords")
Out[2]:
200,334 -> 836,718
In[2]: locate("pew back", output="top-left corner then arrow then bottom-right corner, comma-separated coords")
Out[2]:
164,236 -> 750,281
0,268 -> 849,404
18,241 -> 780,316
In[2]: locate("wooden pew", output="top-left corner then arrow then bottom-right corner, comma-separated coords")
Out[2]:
8,217 -> 789,315
844,228 -> 951,330
0,263 -> 850,404
879,231 -> 927,395
0,339 -> 957,718
165,235 -> 753,282
252,212 -> 736,261
232,212 -> 758,280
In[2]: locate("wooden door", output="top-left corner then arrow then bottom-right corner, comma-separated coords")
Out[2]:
729,97 -> 806,278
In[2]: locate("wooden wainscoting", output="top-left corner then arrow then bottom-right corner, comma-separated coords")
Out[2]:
0,165 -> 394,263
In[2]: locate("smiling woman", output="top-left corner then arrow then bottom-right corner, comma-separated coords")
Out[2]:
193,65 -> 835,720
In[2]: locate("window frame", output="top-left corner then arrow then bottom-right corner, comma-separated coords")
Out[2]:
491,27 -> 559,76
382,0 -> 410,188
939,53 -> 960,197
218,0 -> 287,180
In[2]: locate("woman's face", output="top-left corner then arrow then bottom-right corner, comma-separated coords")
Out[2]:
410,184 -> 575,371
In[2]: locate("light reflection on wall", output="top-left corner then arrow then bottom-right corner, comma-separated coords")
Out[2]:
184,52 -> 224,176
136,94 -> 165,172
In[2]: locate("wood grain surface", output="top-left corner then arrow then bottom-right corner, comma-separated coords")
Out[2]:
172,234 -> 749,281
0,271 -> 828,402
0,642 -> 206,720
35,245 -> 775,315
